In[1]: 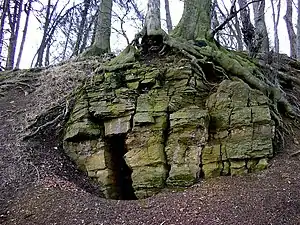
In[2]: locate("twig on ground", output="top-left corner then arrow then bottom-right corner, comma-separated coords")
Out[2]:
29,162 -> 41,183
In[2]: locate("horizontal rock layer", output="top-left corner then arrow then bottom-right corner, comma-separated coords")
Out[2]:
63,60 -> 274,199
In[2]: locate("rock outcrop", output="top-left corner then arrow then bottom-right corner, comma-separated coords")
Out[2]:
63,57 -> 275,199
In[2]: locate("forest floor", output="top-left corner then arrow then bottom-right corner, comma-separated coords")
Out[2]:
2,64 -> 300,225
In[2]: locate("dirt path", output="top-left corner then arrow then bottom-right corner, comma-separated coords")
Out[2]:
1,89 -> 300,225
0,89 -> 36,223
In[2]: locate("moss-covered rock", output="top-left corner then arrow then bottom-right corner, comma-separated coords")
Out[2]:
63,60 -> 276,199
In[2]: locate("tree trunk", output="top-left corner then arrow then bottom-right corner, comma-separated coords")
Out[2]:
16,0 -> 32,68
73,0 -> 91,56
0,0 -> 9,67
171,0 -> 211,41
252,0 -> 269,53
233,10 -> 244,51
145,0 -> 161,36
297,0 -> 300,58
93,0 -> 113,54
284,0 -> 297,58
80,14 -> 96,54
164,0 -> 172,33
271,0 -> 280,54
238,0 -> 256,56
36,0 -> 53,67
62,15 -> 74,61
6,0 -> 23,70
45,42 -> 50,66
91,9 -> 98,46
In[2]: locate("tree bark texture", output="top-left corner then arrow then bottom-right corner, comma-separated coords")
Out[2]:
145,0 -> 161,36
164,0 -> 173,33
172,0 -> 211,40
93,0 -> 113,53
252,0 -> 269,53
238,0 -> 256,55
297,0 -> 300,58
271,0 -> 280,54
0,0 -> 9,67
233,9 -> 244,51
284,0 -> 296,58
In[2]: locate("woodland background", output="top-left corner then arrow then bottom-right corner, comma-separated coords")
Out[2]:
0,0 -> 300,70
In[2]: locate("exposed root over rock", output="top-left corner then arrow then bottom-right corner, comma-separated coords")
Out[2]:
102,33 -> 300,130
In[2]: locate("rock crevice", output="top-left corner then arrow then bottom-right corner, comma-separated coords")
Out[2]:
63,58 -> 274,199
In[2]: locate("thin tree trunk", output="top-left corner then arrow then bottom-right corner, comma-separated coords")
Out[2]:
45,42 -> 50,66
233,10 -> 243,51
80,12 -> 98,53
79,21 -> 91,53
284,0 -> 296,58
238,0 -> 256,56
252,0 -> 269,53
164,0 -> 172,33
73,0 -> 91,56
36,0 -> 53,67
0,0 -> 9,65
297,0 -> 300,58
271,0 -> 280,54
16,0 -> 32,68
62,17 -> 73,61
91,9 -> 98,46
6,0 -> 23,70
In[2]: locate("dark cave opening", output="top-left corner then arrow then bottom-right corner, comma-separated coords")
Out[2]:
106,134 -> 137,200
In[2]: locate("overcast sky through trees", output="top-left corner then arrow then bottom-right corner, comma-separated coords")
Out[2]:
14,0 -> 296,68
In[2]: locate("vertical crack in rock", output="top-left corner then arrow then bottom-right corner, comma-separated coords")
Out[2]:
63,60 -> 275,199
105,134 -> 137,200
163,109 -> 171,183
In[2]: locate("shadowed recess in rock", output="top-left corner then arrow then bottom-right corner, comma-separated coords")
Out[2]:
105,134 -> 137,200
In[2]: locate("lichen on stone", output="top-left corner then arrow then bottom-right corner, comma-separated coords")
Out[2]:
63,55 -> 275,199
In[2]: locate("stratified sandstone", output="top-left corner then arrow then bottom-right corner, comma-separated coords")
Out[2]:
63,58 -> 274,199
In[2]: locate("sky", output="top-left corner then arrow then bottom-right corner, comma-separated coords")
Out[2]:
17,0 -> 295,68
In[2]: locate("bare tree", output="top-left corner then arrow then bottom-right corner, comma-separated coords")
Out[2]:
61,9 -> 74,60
0,0 -> 9,69
238,0 -> 256,56
72,0 -> 91,56
284,0 -> 296,58
34,0 -> 72,67
6,0 -> 23,70
164,0 -> 172,33
35,0 -> 55,67
16,0 -> 32,68
252,0 -> 269,53
271,0 -> 281,54
297,0 -> 300,58
213,0 -> 244,50
84,0 -> 113,55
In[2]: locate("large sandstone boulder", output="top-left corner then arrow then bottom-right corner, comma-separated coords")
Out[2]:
63,60 -> 275,199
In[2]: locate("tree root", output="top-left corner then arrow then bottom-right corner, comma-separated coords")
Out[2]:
23,100 -> 71,140
94,46 -> 139,73
95,32 -> 300,130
